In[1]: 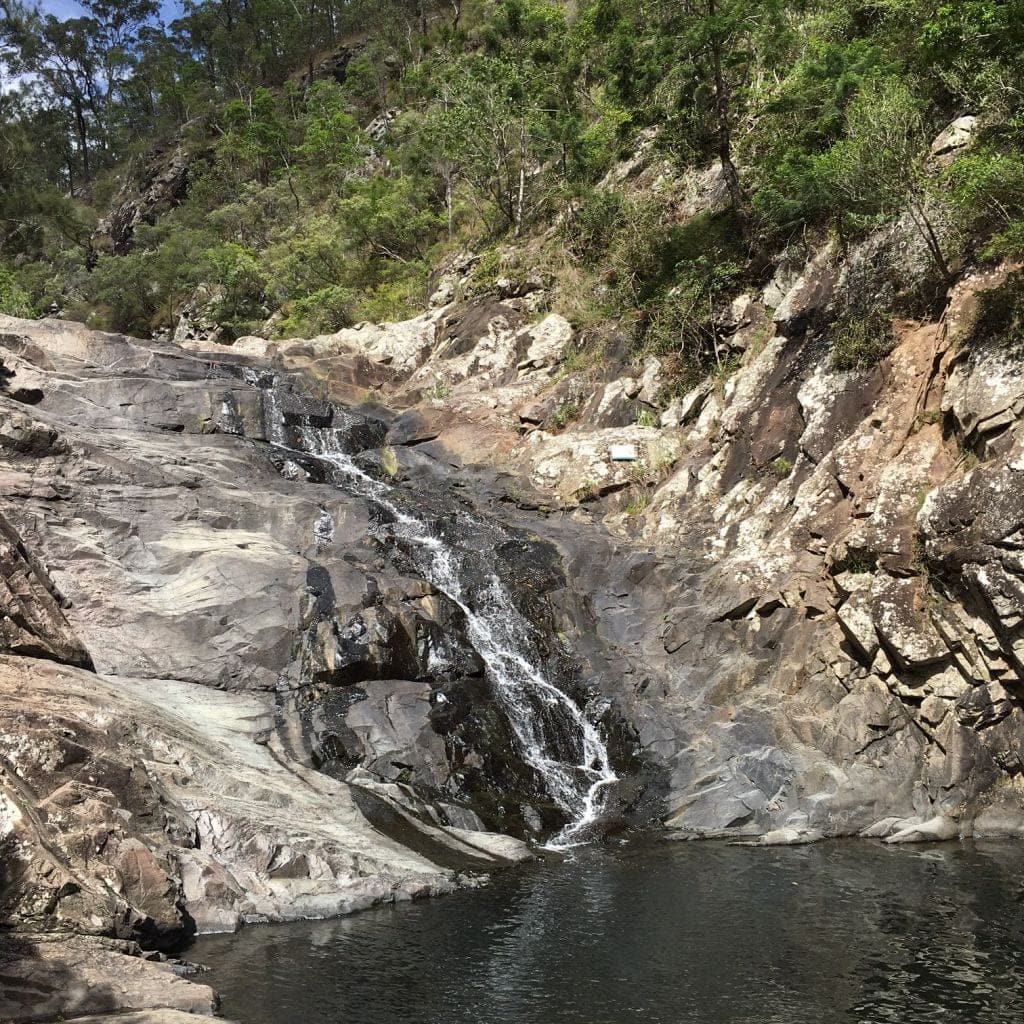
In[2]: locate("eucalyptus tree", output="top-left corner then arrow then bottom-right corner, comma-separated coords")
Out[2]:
0,0 -> 158,182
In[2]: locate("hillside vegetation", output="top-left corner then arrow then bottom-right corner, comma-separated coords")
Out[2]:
2,0 -> 1023,383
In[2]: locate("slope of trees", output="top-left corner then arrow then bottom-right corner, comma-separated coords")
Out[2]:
1,0 -> 1023,362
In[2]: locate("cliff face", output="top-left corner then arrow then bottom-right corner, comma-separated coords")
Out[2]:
2,172 -> 1024,1017
192,242 -> 1024,849
0,315 -> 545,1020
611,266 -> 1024,845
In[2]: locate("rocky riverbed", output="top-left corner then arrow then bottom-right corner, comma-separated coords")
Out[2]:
2,224 -> 1024,1018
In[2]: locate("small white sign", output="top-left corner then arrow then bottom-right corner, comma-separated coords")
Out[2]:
609,444 -> 638,462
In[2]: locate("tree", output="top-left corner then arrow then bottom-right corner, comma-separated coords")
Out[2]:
824,78 -> 954,284
1,0 -> 158,182
663,0 -> 786,233
298,79 -> 360,172
418,52 -> 562,235
218,87 -> 291,186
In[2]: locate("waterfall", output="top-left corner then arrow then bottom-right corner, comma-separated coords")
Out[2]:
257,387 -> 616,847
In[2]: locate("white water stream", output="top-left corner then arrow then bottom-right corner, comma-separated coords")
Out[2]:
272,411 -> 616,847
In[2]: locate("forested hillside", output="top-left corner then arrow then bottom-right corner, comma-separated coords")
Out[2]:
2,0 -> 1023,382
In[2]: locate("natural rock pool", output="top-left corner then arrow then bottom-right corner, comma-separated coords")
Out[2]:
190,838 -> 1024,1024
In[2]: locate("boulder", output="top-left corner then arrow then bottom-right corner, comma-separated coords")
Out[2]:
931,115 -> 978,158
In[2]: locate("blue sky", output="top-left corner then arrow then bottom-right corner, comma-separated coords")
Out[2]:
40,1 -> 183,20
2,2 -> 184,93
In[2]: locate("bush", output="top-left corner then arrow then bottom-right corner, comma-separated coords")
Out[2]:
355,277 -> 425,324
830,307 -> 895,370
944,151 -> 1024,261
276,285 -> 355,337
201,242 -> 268,328
562,188 -> 624,260
547,399 -> 581,430
963,271 -> 1024,352
982,219 -> 1024,262
0,265 -> 35,317
84,252 -> 167,334
464,248 -> 504,296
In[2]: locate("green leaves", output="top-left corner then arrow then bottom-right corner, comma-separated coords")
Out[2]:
219,88 -> 291,185
297,81 -> 360,170
0,265 -> 35,318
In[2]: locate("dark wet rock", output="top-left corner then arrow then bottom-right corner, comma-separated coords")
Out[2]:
99,143 -> 197,255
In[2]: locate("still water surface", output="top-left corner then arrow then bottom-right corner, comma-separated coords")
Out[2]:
191,839 -> 1024,1024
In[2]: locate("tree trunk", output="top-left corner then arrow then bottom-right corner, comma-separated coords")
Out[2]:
446,171 -> 454,239
71,94 -> 91,183
515,121 -> 527,236
909,200 -> 955,288
707,0 -> 750,233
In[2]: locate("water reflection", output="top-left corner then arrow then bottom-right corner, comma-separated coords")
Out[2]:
191,839 -> 1024,1024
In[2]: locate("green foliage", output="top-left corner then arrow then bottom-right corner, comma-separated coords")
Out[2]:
830,307 -> 895,371
276,286 -> 354,338
0,265 -> 35,317
429,378 -> 452,401
219,88 -> 291,185
356,278 -> 425,324
757,77 -> 929,237
202,242 -> 268,320
338,177 -> 443,264
547,399 -> 581,431
944,150 -> 1024,261
769,456 -> 794,478
297,81 -> 361,171
613,205 -> 745,381
624,494 -> 650,516
963,271 -> 1024,353
413,47 -> 567,234
573,478 -> 600,503
982,221 -> 1024,263
84,250 -> 171,334
842,551 -> 879,575
562,189 -> 624,260
4,0 -> 1024,345
464,249 -> 504,296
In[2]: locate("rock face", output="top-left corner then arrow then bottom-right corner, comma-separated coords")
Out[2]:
5,199 -> 1024,1016
99,143 -> 197,255
3,313 -> 587,1020
168,244 -> 1024,854
611,269 -> 1024,845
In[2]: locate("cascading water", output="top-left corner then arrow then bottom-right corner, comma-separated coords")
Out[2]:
255,381 -> 616,847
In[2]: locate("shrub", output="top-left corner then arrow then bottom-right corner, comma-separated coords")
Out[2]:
624,494 -> 650,516
562,188 -> 624,260
276,286 -> 355,337
0,266 -> 35,317
355,277 -> 425,324
830,307 -> 895,370
944,150 -> 1024,260
464,248 -> 504,296
963,271 -> 1024,353
547,399 -> 581,430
